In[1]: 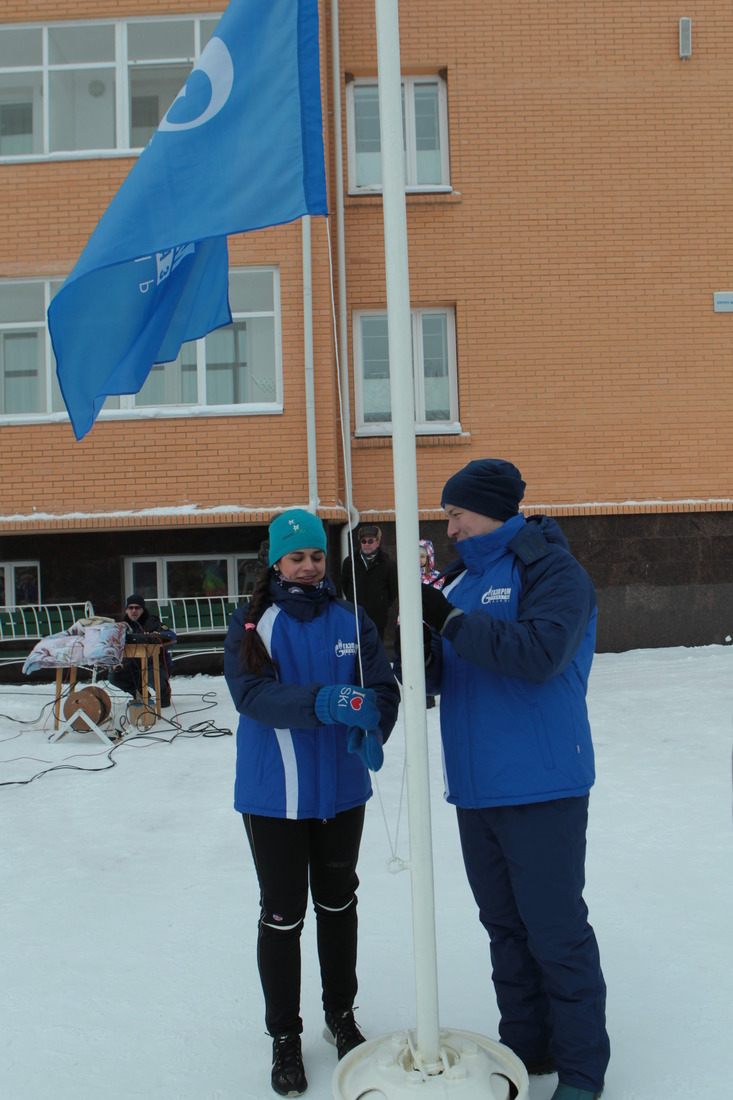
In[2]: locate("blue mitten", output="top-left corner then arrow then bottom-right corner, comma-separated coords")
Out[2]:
347,727 -> 384,772
315,684 -> 379,730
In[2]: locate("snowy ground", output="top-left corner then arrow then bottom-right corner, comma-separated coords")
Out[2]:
2,645 -> 732,1099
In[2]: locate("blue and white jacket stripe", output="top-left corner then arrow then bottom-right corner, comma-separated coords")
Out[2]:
425,513 -> 597,808
225,579 -> 400,821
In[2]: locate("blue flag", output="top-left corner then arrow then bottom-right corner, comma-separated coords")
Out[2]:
49,0 -> 328,440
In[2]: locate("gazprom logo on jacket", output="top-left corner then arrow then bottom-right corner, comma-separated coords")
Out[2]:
482,586 -> 512,605
335,639 -> 358,657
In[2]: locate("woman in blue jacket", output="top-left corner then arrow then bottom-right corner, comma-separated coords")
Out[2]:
420,460 -> 609,1100
225,509 -> 400,1098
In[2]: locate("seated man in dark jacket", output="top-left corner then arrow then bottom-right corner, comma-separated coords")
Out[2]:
109,594 -> 176,708
340,524 -> 398,641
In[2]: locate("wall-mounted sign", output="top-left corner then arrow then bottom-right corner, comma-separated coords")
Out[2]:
713,292 -> 733,311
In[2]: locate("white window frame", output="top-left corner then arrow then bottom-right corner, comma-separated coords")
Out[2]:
0,279 -> 63,417
352,307 -> 460,436
124,553 -> 257,603
0,15 -> 222,162
118,266 -> 283,417
346,74 -> 451,195
0,561 -> 41,607
0,92 -> 38,157
0,267 -> 283,426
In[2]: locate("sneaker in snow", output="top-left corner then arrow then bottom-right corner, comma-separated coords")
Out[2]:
271,1033 -> 307,1096
323,1010 -> 366,1060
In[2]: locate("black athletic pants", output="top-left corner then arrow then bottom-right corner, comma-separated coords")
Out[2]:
243,805 -> 365,1038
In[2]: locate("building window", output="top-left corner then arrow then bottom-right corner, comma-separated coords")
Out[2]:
0,16 -> 220,160
133,268 -> 281,412
346,75 -> 450,193
127,19 -> 199,148
124,554 -> 258,604
0,280 -> 65,416
0,562 -> 41,606
353,307 -> 459,435
0,101 -> 33,155
0,268 -> 282,424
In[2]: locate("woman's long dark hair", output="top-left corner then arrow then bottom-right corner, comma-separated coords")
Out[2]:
240,567 -> 277,677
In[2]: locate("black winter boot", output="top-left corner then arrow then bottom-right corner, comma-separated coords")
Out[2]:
271,1033 -> 307,1096
323,1010 -> 366,1060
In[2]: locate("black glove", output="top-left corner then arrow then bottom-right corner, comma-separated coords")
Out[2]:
394,621 -> 435,664
421,584 -> 456,633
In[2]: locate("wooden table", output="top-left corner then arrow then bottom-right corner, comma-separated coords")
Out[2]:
121,641 -> 166,719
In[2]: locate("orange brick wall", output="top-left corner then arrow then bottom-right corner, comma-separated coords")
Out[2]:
1,1 -> 732,536
333,1 -> 733,516
0,208 -> 342,528
0,2 -> 344,533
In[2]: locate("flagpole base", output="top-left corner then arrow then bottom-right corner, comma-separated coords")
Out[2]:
332,1028 -> 529,1099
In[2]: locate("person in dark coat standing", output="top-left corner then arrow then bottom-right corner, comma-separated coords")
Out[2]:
340,524 -> 398,641
419,459 -> 609,1100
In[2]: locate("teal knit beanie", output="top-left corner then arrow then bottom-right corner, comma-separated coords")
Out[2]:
268,509 -> 327,566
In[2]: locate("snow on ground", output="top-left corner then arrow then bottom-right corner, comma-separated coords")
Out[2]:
1,645 -> 732,1099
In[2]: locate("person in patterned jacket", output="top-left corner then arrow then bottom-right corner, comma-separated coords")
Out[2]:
419,537 -> 444,589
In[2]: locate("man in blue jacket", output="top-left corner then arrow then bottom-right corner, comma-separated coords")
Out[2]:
420,459 -> 609,1100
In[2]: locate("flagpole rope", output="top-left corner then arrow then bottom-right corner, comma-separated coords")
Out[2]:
324,218 -> 363,684
324,217 -> 407,871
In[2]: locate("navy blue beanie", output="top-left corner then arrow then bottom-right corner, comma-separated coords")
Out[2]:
268,509 -> 327,565
441,459 -> 526,521
126,594 -> 146,609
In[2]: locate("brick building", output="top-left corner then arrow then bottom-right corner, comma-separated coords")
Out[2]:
0,1 -> 731,653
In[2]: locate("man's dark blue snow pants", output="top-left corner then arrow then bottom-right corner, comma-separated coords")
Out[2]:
456,795 -> 609,1094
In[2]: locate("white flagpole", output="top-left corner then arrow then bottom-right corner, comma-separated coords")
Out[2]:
373,0 -> 441,1070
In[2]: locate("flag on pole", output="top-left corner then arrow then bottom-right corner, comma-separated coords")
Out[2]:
48,0 -> 328,441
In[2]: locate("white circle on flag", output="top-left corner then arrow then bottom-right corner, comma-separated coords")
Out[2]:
159,37 -> 234,132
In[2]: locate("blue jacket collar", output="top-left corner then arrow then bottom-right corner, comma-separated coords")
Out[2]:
269,575 -> 337,621
454,513 -> 526,574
